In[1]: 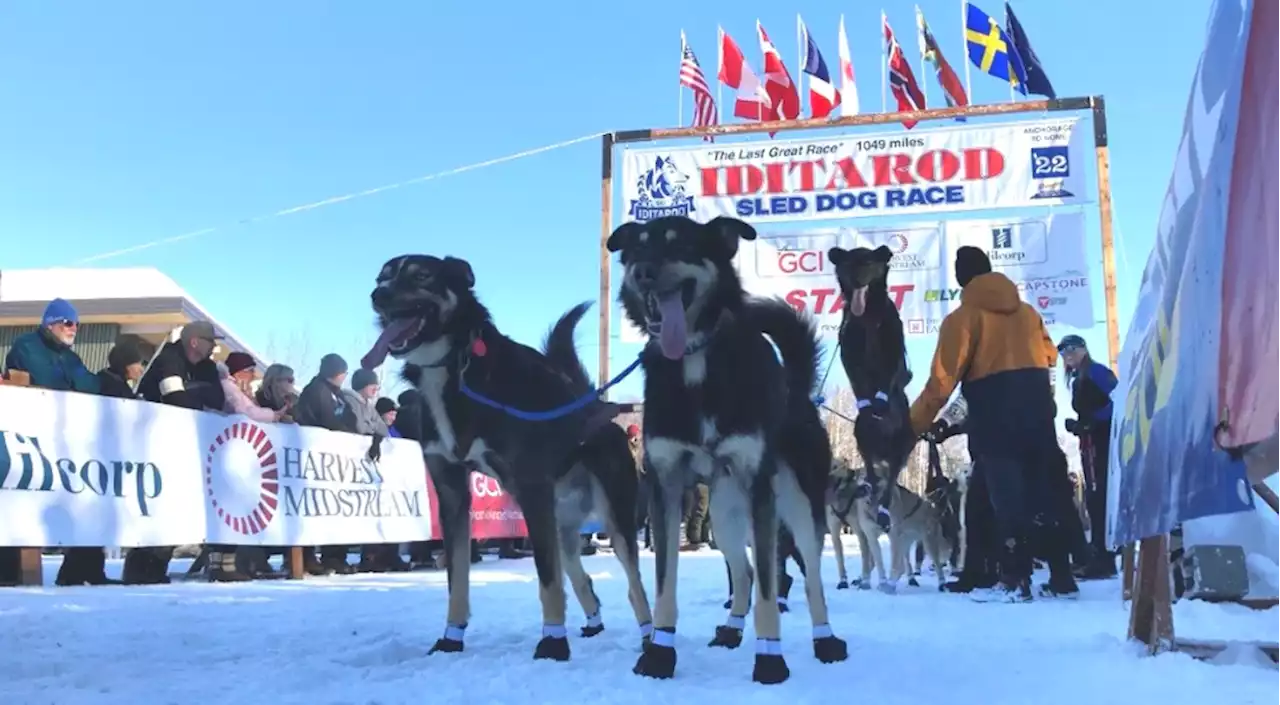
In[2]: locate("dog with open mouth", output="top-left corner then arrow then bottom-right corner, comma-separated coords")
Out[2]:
828,244 -> 918,532
362,254 -> 653,663
607,215 -> 848,685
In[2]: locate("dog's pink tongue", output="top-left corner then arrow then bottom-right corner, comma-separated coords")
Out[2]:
657,294 -> 688,360
848,286 -> 868,317
361,318 -> 418,370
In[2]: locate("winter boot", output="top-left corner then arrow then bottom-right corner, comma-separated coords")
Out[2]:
209,550 -> 253,583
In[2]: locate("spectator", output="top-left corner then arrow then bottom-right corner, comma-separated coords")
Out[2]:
344,368 -> 388,436
97,339 -> 145,399
294,354 -> 356,574
681,481 -> 710,551
1058,334 -> 1119,580
4,298 -> 99,394
294,353 -> 355,433
376,397 -> 401,438
220,352 -> 287,423
126,321 -> 226,585
908,246 -> 1078,602
256,363 -> 300,422
628,424 -> 652,550
2,300 -> 111,587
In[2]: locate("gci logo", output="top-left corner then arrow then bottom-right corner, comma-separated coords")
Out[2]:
471,473 -> 505,498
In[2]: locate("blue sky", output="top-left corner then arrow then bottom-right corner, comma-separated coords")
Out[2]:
0,1 -> 1208,411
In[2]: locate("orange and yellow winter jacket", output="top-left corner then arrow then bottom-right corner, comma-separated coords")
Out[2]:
909,272 -> 1058,435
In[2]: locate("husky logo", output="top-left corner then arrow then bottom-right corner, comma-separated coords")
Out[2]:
629,155 -> 695,221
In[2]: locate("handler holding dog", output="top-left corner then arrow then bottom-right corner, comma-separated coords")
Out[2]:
908,247 -> 1079,602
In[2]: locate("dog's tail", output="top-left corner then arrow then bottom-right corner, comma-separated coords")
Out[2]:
746,297 -> 824,401
542,300 -> 594,393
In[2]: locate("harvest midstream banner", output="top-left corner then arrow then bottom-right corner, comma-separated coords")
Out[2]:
619,211 -> 1093,343
0,385 -> 433,547
620,118 -> 1093,225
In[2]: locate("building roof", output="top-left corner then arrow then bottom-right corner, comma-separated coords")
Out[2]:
0,267 -> 269,365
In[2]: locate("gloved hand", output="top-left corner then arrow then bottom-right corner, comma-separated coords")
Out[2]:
367,434 -> 385,462
924,419 -> 951,442
1064,418 -> 1090,436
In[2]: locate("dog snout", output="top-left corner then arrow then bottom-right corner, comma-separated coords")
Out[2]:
371,286 -> 393,309
631,262 -> 658,290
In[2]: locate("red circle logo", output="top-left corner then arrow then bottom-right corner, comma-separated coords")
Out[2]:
204,421 -> 280,535
886,233 -> 909,254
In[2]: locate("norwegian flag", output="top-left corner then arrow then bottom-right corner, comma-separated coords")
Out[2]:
837,15 -> 860,116
798,15 -> 841,119
718,27 -> 773,122
679,32 -> 719,141
883,13 -> 927,128
915,6 -> 969,118
756,21 -> 801,121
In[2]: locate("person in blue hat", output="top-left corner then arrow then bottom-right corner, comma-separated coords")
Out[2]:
3,298 -> 100,393
1057,334 -> 1119,580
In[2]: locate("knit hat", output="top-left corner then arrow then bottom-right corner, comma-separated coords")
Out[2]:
626,424 -> 641,438
351,368 -> 379,392
319,353 -> 348,379
375,397 -> 397,415
42,298 -> 79,327
225,352 -> 256,376
1057,334 -> 1087,352
954,246 -> 993,288
397,390 -> 420,406
107,340 -> 144,372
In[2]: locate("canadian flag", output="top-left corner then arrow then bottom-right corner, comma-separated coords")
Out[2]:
756,21 -> 801,121
718,27 -> 773,121
837,15 -> 860,116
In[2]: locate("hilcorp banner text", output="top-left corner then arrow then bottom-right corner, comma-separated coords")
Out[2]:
621,119 -> 1094,225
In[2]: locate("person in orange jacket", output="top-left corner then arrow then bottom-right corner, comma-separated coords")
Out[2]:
908,246 -> 1078,603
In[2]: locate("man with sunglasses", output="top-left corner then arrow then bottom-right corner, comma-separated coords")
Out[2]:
3,298 -> 100,394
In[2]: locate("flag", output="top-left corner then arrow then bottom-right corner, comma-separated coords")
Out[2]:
718,27 -> 773,121
1004,3 -> 1057,98
883,13 -> 927,128
757,21 -> 801,120
916,5 -> 970,117
964,1 -> 1029,94
798,15 -> 841,118
837,15 -> 860,116
679,32 -> 719,141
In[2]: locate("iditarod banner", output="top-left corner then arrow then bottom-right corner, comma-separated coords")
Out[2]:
1106,0 -> 1273,547
619,118 -> 1092,226
618,212 -> 1093,343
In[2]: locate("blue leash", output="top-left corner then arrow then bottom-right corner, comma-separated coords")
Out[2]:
812,340 -> 841,407
459,353 -> 645,422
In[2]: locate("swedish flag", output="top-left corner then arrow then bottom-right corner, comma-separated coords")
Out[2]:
964,2 -> 1029,94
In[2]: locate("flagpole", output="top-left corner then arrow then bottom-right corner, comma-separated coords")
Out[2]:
880,10 -> 888,114
961,0 -> 973,102
797,14 -> 806,118
717,28 -> 724,127
916,7 -> 929,106
679,31 -> 686,127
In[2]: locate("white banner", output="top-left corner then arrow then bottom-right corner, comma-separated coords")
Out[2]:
618,212 -> 1093,343
0,385 -> 432,547
620,119 -> 1093,226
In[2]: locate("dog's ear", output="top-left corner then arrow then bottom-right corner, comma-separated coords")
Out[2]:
828,247 -> 850,266
705,216 -> 756,259
440,256 -> 475,289
607,222 -> 643,253
873,245 -> 894,263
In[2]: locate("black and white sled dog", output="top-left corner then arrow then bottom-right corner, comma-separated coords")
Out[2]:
828,245 -> 916,524
607,215 -> 848,685
363,255 -> 652,663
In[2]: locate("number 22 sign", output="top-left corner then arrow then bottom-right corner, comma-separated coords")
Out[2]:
1030,146 -> 1071,178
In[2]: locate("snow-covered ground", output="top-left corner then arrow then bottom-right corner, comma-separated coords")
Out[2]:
2,539 -> 1276,705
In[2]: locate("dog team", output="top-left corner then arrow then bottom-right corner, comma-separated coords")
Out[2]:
360,213 -> 1080,685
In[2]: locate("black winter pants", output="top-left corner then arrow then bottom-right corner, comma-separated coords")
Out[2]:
1082,421 -> 1114,558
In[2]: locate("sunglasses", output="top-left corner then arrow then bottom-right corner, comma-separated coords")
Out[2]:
51,319 -> 78,328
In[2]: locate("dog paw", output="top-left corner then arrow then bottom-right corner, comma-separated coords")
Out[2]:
633,642 -> 677,679
533,636 -> 571,661
908,577 -> 920,588
877,582 -> 898,595
722,598 -> 732,609
752,654 -> 790,685
836,580 -> 849,590
428,638 -> 464,655
777,601 -> 790,613
813,635 -> 848,663
708,625 -> 743,649
580,624 -> 605,638
857,581 -> 871,591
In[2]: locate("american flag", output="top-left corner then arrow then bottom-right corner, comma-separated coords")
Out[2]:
679,32 -> 718,140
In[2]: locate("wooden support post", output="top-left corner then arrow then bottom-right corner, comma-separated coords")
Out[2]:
597,132 -> 615,395
18,549 -> 43,586
287,547 -> 305,580
1128,534 -> 1175,654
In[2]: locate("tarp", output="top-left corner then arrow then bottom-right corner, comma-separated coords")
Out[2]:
1107,0 -> 1277,547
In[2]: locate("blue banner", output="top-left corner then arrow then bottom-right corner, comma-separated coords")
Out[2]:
1106,0 -> 1259,547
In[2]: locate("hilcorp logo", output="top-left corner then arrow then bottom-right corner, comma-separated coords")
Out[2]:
0,430 -> 163,516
